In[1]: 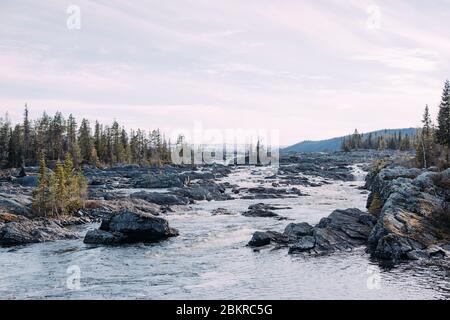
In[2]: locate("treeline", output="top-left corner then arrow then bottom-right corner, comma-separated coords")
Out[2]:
0,107 -> 172,168
341,129 -> 414,152
415,80 -> 450,169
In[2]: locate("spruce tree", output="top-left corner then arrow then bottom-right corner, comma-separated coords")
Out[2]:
8,125 -> 23,167
54,160 -> 67,215
23,104 -> 31,164
416,105 -> 434,168
67,114 -> 81,166
90,147 -> 99,167
32,153 -> 49,216
436,80 -> 450,163
78,118 -> 94,164
0,113 -> 11,165
50,112 -> 65,160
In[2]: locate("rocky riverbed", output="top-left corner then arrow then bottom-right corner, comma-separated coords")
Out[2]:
0,150 -> 449,299
247,155 -> 450,267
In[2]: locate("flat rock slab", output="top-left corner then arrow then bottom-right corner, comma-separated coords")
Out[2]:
0,217 -> 79,246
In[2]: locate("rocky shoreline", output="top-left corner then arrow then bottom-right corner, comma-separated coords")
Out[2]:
248,158 -> 450,265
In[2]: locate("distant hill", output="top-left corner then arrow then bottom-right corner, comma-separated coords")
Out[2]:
282,128 -> 418,153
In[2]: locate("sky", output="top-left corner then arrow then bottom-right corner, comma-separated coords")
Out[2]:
1,0 -> 450,146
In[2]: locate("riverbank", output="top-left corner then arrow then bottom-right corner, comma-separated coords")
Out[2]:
248,155 -> 450,267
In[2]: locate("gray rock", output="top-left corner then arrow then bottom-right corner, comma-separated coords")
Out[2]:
130,191 -> 189,206
0,218 -> 78,246
132,173 -> 185,189
242,203 -> 288,219
84,210 -> 179,245
248,231 -> 290,247
84,229 -> 126,245
211,208 -> 234,215
0,193 -> 31,216
365,164 -> 450,261
241,186 -> 306,199
248,231 -> 271,247
13,176 -> 38,187
289,236 -> 316,253
283,222 -> 314,239
171,183 -> 230,202
248,208 -> 376,255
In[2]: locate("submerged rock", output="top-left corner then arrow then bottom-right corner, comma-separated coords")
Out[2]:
240,186 -> 306,199
84,210 -> 179,245
243,203 -> 290,219
211,208 -> 235,215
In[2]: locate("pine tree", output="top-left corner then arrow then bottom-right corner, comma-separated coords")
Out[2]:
90,147 -> 99,167
8,125 -> 23,167
436,80 -> 450,163
54,160 -> 67,215
67,114 -> 81,166
32,153 -> 49,216
78,118 -> 94,164
50,112 -> 65,160
416,105 -> 435,168
0,113 -> 11,166
23,104 -> 31,164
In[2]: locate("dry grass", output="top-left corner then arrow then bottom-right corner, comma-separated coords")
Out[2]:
0,212 -> 19,222
84,200 -> 103,210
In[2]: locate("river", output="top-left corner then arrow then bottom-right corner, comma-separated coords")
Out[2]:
0,165 -> 448,299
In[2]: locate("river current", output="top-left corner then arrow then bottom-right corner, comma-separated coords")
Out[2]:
0,165 -> 448,299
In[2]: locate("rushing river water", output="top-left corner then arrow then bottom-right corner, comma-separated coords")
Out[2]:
0,165 -> 448,299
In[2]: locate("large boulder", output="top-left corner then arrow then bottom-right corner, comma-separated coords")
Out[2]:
365,165 -> 450,261
84,210 -> 179,245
